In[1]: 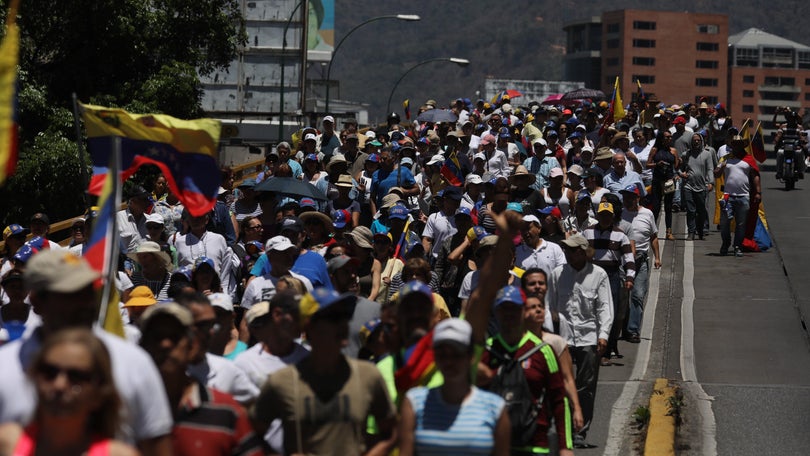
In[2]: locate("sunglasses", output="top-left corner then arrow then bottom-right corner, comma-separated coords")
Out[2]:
195,319 -> 222,334
38,362 -> 95,385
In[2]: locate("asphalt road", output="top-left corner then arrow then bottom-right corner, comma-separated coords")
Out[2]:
561,160 -> 810,455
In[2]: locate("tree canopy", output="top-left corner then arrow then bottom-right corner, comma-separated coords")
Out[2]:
0,0 -> 244,229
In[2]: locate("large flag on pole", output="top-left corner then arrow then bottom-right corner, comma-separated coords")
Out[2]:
600,76 -> 625,135
85,137 -> 125,338
636,79 -> 646,103
81,104 -> 222,216
0,0 -> 19,185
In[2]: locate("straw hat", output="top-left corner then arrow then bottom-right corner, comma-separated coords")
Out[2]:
508,165 -> 536,185
127,241 -> 172,269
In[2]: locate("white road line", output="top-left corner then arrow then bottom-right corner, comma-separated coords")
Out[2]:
602,217 -> 666,455
680,239 -> 717,455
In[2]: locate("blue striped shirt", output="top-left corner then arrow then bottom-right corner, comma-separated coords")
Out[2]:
407,386 -> 504,456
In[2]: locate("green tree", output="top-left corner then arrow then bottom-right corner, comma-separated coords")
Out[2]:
0,0 -> 244,229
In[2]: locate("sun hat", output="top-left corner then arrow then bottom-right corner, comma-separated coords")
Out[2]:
127,241 -> 172,269
124,286 -> 158,308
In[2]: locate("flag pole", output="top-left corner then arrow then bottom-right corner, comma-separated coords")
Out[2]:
72,93 -> 89,208
97,137 -> 122,329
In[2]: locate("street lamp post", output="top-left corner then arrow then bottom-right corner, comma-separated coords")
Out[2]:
386,57 -> 470,114
279,0 -> 305,142
325,14 -> 420,114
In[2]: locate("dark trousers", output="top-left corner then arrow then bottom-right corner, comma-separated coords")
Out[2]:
605,270 -> 623,357
684,188 -> 708,236
652,179 -> 674,229
570,345 -> 600,439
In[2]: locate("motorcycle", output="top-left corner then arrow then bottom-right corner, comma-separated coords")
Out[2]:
782,142 -> 801,191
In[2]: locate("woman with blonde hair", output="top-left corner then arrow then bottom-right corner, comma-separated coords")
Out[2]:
0,328 -> 139,455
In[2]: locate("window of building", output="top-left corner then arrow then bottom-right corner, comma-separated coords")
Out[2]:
697,24 -> 719,34
743,75 -> 755,83
606,23 -> 620,33
743,90 -> 754,98
742,105 -> 755,113
762,47 -> 794,68
633,39 -> 656,48
633,56 -> 655,66
633,75 -> 655,84
805,93 -> 810,101
799,52 -> 810,70
696,42 -> 719,51
606,39 -> 619,49
735,47 -> 759,67
696,60 -> 719,69
764,76 -> 795,86
606,57 -> 619,66
633,21 -> 656,30
695,78 -> 718,87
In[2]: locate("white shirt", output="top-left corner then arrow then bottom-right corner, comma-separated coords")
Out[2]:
458,270 -> 479,300
173,230 -> 228,271
548,263 -> 613,347
0,328 -> 173,444
422,211 -> 457,259
241,272 -> 313,308
621,207 -> 657,255
116,209 -> 148,254
515,240 -> 566,274
234,343 -> 310,453
485,149 -> 510,178
188,352 -> 259,405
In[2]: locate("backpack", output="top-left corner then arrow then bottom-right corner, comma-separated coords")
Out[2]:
486,341 -> 548,448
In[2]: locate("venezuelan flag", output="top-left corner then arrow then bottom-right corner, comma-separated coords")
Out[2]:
403,99 -> 410,120
84,138 -> 125,338
750,122 -> 766,163
439,150 -> 463,187
0,0 -> 19,185
81,104 -> 221,217
612,76 -> 625,121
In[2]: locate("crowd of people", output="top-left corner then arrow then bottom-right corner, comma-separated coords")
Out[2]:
0,94 -> 769,454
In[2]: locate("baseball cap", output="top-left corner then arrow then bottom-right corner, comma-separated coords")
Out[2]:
567,164 -> 585,177
299,288 -> 357,324
280,216 -> 303,233
299,197 -> 317,210
473,152 -> 486,162
576,190 -> 592,202
494,285 -> 525,307
1,269 -> 23,285
140,302 -> 194,329
322,115 -> 335,124
620,184 -> 640,196
388,204 -> 409,220
327,254 -> 360,274
426,155 -> 443,167
124,286 -> 157,308
171,266 -> 193,282
331,209 -> 351,229
401,157 -> 415,167
597,202 -> 614,214
400,281 -> 434,304
454,207 -> 472,218
561,233 -> 589,250
3,224 -> 29,241
465,174 -> 483,185
304,153 -> 318,162
304,133 -> 317,142
549,167 -> 564,178
523,214 -> 541,225
24,250 -> 100,293
506,202 -> 523,213
145,212 -> 165,226
432,318 -> 472,349
194,256 -> 216,271
466,226 -> 488,242
440,186 -> 462,201
532,137 -> 548,147
30,213 -> 50,225
366,153 -> 380,163
480,134 -> 497,146
208,292 -> 234,312
265,235 -> 297,253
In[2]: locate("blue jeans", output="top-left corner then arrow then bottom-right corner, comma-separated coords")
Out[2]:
720,196 -> 749,251
628,255 -> 650,335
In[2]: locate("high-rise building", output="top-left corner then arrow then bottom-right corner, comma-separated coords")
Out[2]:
564,10 -> 728,106
727,28 -> 810,140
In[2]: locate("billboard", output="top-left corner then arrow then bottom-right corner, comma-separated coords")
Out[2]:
307,0 -> 334,62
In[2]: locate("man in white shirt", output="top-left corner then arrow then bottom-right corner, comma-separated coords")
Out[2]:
548,234 -> 612,449
241,236 -> 312,308
0,250 -> 173,455
422,187 -> 460,264
172,209 -> 230,290
116,186 -> 151,254
481,133 -> 509,178
234,294 -> 310,453
28,213 -> 64,251
515,214 -> 566,273
620,185 -> 660,343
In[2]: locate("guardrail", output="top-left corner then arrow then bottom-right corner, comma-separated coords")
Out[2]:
0,158 -> 266,254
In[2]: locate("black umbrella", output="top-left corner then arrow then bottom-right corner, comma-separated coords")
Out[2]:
561,88 -> 606,101
416,109 -> 458,124
253,177 -> 328,201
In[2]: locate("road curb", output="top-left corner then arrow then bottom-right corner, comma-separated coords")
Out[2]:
643,378 -> 676,456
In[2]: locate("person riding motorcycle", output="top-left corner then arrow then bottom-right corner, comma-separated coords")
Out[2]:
773,107 -> 806,180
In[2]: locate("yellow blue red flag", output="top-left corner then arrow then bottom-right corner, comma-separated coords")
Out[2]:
612,77 -> 625,121
85,138 -> 125,338
0,0 -> 19,185
81,104 -> 221,216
